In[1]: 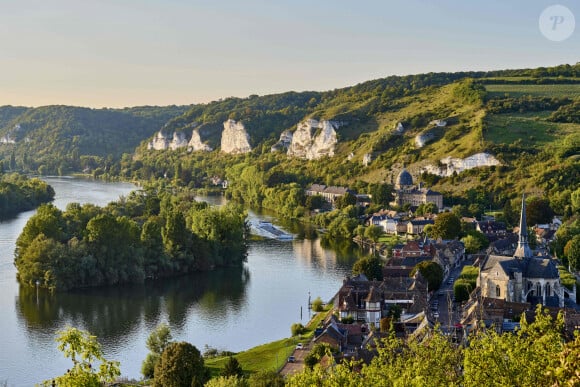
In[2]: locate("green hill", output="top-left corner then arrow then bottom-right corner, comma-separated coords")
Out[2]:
1,63 -> 578,214
0,105 -> 190,175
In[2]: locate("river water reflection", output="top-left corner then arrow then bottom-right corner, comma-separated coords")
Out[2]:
0,177 -> 362,385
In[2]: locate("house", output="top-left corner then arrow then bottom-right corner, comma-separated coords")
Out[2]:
335,272 -> 428,325
407,218 -> 434,235
305,184 -> 357,205
476,220 -> 507,240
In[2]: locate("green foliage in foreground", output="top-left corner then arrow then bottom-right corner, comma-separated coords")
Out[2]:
41,327 -> 120,387
14,186 -> 248,290
287,305 -> 579,387
0,173 -> 54,218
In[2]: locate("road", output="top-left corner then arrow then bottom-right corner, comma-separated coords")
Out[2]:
279,342 -> 310,376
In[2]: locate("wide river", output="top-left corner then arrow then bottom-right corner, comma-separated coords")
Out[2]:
0,177 -> 360,386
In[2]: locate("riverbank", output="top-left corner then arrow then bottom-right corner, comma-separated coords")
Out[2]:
204,303 -> 334,377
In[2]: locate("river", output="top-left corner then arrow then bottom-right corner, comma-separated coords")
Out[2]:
0,177 -> 360,386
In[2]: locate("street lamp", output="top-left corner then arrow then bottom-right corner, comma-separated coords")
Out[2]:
35,280 -> 40,306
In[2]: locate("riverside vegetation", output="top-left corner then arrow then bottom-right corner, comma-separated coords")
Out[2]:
14,185 -> 248,291
0,172 -> 54,218
4,62 -> 580,384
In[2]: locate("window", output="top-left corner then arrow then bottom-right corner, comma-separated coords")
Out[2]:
496,285 -> 501,297
546,283 -> 551,297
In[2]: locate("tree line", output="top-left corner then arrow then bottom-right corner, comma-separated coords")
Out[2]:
0,172 -> 54,218
14,185 -> 248,291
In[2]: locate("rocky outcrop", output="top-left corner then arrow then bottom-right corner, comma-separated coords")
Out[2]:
147,131 -> 170,150
415,132 -> 435,148
287,119 -> 338,160
0,124 -> 21,144
421,153 -> 501,177
271,130 -> 293,153
188,129 -> 212,152
394,122 -> 405,134
363,153 -> 372,166
221,119 -> 251,154
169,132 -> 189,150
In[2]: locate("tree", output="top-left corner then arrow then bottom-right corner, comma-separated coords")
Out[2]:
432,212 -> 462,240
461,230 -> 489,254
411,261 -> 443,291
369,183 -> 393,207
154,341 -> 208,387
526,196 -> 554,226
364,225 -> 384,243
464,305 -> 565,387
41,327 -> 120,387
142,323 -> 173,379
291,323 -> 305,336
352,256 -> 383,280
564,235 -> 580,271
222,356 -> 243,378
335,192 -> 357,209
205,376 -> 248,387
247,370 -> 285,387
311,296 -> 324,312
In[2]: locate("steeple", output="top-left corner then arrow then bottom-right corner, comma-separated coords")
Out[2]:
514,193 -> 532,259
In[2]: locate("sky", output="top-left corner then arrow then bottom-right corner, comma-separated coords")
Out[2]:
0,0 -> 578,108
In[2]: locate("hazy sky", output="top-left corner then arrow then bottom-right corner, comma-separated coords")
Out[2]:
0,0 -> 578,108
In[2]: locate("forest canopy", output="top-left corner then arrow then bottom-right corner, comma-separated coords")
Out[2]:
14,186 -> 248,291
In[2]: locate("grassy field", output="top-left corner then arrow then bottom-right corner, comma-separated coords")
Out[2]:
204,304 -> 334,376
484,111 -> 579,147
485,84 -> 580,98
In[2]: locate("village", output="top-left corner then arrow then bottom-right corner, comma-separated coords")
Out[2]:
280,169 -> 580,375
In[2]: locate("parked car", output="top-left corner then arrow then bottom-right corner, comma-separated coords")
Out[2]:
296,343 -> 303,350
288,356 -> 296,363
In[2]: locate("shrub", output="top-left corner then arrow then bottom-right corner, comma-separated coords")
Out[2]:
312,296 -> 324,312
291,323 -> 305,336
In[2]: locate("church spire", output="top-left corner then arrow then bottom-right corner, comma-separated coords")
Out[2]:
514,193 -> 532,259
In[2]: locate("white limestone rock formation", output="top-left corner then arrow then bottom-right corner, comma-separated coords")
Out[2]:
363,153 -> 372,166
287,119 -> 338,160
147,131 -> 171,150
220,119 -> 252,154
394,122 -> 405,134
415,132 -> 435,148
169,131 -> 189,150
421,152 -> 501,177
0,124 -> 21,144
188,128 -> 212,152
271,130 -> 293,153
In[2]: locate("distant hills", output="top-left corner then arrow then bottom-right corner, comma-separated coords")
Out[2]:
0,63 -> 578,209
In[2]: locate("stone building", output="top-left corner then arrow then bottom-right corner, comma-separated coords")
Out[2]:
478,195 -> 573,308
390,169 -> 443,209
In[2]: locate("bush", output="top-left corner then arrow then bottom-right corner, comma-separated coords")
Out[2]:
291,323 -> 305,336
312,296 -> 324,312
454,280 -> 473,303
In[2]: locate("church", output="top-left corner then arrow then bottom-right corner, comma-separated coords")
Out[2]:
478,195 -> 573,307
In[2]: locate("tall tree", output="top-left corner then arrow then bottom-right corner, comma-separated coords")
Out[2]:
142,323 -> 173,379
432,212 -> 462,240
154,342 -> 208,387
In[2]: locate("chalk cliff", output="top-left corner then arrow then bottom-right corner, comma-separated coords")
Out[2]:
188,128 -> 213,152
220,119 -> 252,154
421,153 -> 501,176
287,119 -> 338,160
